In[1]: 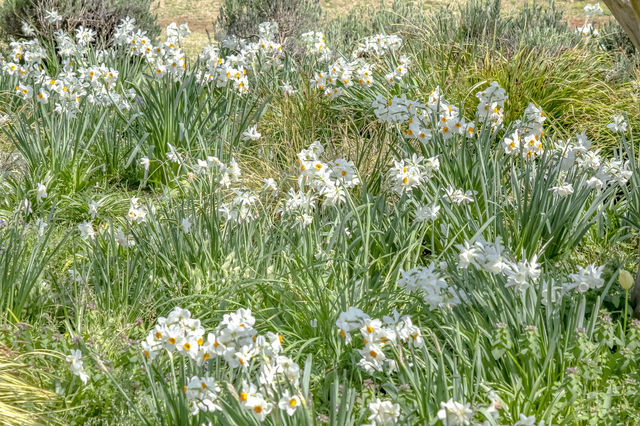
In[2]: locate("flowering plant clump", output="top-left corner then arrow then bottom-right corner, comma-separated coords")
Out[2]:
0,2 -> 640,425
142,307 -> 304,420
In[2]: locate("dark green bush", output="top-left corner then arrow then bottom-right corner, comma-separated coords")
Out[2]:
599,19 -> 637,57
0,0 -> 159,46
216,0 -> 322,42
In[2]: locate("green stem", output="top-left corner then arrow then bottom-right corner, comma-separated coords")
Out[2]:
623,289 -> 629,334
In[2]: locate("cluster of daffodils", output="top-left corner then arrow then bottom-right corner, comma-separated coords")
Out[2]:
127,197 -> 148,224
455,236 -> 607,297
353,34 -> 403,57
300,31 -> 330,60
456,237 -> 542,293
198,43 -> 249,93
176,152 -> 255,224
366,398 -> 401,426
584,2 -> 604,17
304,32 -> 405,99
112,15 -> 268,94
283,141 -> 359,225
387,153 -> 439,195
384,54 -> 411,84
373,87 -> 475,143
397,265 -> 462,309
5,49 -> 131,115
435,390 -> 541,425
475,81 -> 507,129
566,264 -> 605,293
142,307 -> 304,420
2,15 -> 137,115
552,131 -> 632,191
309,57 -> 376,99
577,3 -> 603,37
335,307 -> 423,374
114,18 -> 189,80
197,21 -> 283,93
502,103 -> 546,159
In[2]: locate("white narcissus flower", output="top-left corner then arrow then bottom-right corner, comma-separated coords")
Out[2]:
88,200 -> 100,218
246,393 -> 273,421
367,398 -> 401,425
607,114 -> 627,134
263,178 -> 278,192
278,390 -> 300,416
78,221 -> 96,239
36,182 -> 47,202
242,124 -> 261,141
414,204 -> 440,223
139,156 -> 150,171
66,349 -> 89,385
181,217 -> 192,234
549,182 -> 573,197
567,263 -> 605,293
437,398 -> 472,425
44,9 -> 63,24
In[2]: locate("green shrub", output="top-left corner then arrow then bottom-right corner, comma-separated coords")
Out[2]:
0,0 -> 160,46
216,0 -> 322,42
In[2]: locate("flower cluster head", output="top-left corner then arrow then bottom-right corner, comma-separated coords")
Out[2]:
607,114 -> 628,134
384,54 -> 411,84
301,31 -> 329,58
309,57 -> 376,99
444,187 -> 476,205
398,265 -> 462,309
502,103 -> 546,159
143,307 -> 304,419
197,44 -> 248,93
3,21 -> 135,115
219,187 -> 259,224
197,21 -> 283,93
66,349 -> 89,385
476,81 -> 507,128
114,19 -> 188,81
283,141 -> 359,224
387,154 -> 439,195
437,398 -> 473,426
577,23 -> 599,37
127,197 -> 147,224
367,398 -> 401,425
552,132 -> 632,189
565,263 -> 605,293
354,34 -> 403,57
336,308 -> 423,374
373,88 -> 475,143
456,237 -> 541,292
584,3 -> 604,17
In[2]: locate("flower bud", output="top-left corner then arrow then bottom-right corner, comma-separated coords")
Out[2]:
619,269 -> 634,291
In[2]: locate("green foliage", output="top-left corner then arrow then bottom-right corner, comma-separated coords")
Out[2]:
0,0 -> 639,424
